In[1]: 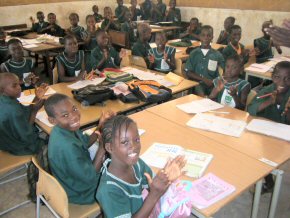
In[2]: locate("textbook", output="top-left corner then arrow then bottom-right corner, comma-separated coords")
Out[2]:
176,98 -> 224,114
141,143 -> 213,178
191,173 -> 236,209
246,119 -> 290,141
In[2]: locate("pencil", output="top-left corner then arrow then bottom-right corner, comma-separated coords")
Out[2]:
256,93 -> 273,99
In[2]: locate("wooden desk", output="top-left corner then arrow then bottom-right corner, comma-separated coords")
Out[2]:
129,111 -> 272,217
150,25 -> 182,33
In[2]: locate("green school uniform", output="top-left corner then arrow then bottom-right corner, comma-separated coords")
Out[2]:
184,47 -> 225,95
0,43 -> 9,64
222,43 -> 249,64
254,37 -> 273,63
101,19 -> 120,31
148,46 -> 176,72
96,158 -> 153,218
217,30 -> 230,45
181,28 -> 201,41
0,95 -> 44,155
94,13 -> 103,23
130,7 -> 142,21
165,8 -> 181,25
247,84 -> 290,124
31,21 -> 49,33
132,39 -> 151,67
42,24 -> 65,37
80,30 -> 98,71
115,5 -> 128,23
90,45 -> 121,71
69,25 -> 85,41
121,22 -> 136,46
48,125 -> 100,204
213,76 -> 250,108
140,0 -> 152,20
56,50 -> 84,78
151,3 -> 166,23
1,58 -> 34,80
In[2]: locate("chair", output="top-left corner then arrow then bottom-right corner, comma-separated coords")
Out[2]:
129,55 -> 147,68
173,59 -> 185,77
108,30 -> 129,49
52,66 -> 59,84
32,157 -> 101,218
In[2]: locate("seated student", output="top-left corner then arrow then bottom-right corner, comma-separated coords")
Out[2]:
67,13 -> 85,41
44,93 -> 115,204
56,35 -> 85,83
91,29 -> 126,71
129,0 -> 141,21
0,39 -> 38,90
216,16 -> 235,45
30,11 -> 49,33
0,73 -> 47,155
92,5 -> 103,23
254,20 -> 282,63
96,115 -> 186,217
184,25 -> 225,97
81,15 -> 98,71
0,29 -> 9,64
180,17 -> 201,41
121,10 -> 137,47
209,55 -> 251,110
148,32 -> 176,73
140,0 -> 152,20
115,0 -> 128,23
101,7 -> 121,32
165,0 -> 181,26
151,0 -> 166,23
132,23 -> 152,67
40,13 -> 65,37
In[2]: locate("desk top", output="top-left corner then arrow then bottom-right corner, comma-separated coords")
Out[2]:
151,25 -> 182,33
146,94 -> 290,166
130,111 -> 272,217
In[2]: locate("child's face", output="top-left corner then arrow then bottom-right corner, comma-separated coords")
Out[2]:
272,68 -> 290,94
69,15 -> 79,26
48,14 -> 56,24
86,16 -> 96,27
8,42 -> 24,60
157,0 -> 162,3
93,5 -> 99,13
141,29 -> 152,42
117,0 -> 123,6
190,20 -> 198,30
124,11 -> 132,22
155,34 -> 166,49
230,28 -> 241,44
65,37 -> 78,54
0,75 -> 21,98
37,13 -> 45,22
262,21 -> 271,36
224,59 -> 241,79
169,0 -> 176,9
131,0 -> 137,6
104,8 -> 112,19
108,122 -> 141,167
48,99 -> 81,131
97,32 -> 109,47
200,29 -> 213,47
224,18 -> 234,31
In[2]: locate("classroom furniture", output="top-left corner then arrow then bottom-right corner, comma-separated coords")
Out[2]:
129,55 -> 147,68
129,110 -> 273,218
0,24 -> 28,30
52,66 -> 58,84
32,157 -> 101,218
108,30 -> 130,49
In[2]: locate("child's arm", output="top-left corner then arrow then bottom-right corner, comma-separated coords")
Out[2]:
184,69 -> 214,87
282,97 -> 290,124
209,78 -> 224,100
216,31 -> 227,44
57,60 -> 82,82
164,49 -> 176,70
229,83 -> 251,110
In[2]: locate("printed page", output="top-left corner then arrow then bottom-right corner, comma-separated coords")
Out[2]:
176,98 -> 224,114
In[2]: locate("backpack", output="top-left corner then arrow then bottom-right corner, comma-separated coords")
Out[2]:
103,68 -> 134,83
111,82 -> 139,103
127,80 -> 172,103
72,85 -> 114,105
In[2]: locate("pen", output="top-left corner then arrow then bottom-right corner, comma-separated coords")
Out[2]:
256,93 -> 272,99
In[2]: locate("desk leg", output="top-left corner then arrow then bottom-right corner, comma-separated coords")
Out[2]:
251,179 -> 262,218
268,169 -> 284,218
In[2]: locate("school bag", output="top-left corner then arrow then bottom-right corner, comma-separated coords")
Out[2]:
103,68 -> 134,83
72,85 -> 114,105
111,82 -> 139,103
127,80 -> 172,103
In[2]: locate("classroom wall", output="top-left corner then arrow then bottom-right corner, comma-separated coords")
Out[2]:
0,0 -> 289,52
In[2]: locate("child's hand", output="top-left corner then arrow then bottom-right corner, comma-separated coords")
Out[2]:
229,84 -> 238,97
144,170 -> 170,197
163,155 -> 186,182
269,90 -> 278,105
119,49 -> 127,58
163,52 -> 168,61
275,45 -> 282,54
282,97 -> 290,116
103,49 -> 109,60
254,47 -> 261,56
35,83 -> 49,100
30,16 -> 35,24
216,78 -> 225,92
98,110 -> 116,130
148,54 -> 155,64
204,78 -> 213,87
282,19 -> 290,30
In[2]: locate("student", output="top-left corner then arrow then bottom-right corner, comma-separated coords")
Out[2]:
222,25 -> 249,65
140,0 -> 152,20
44,93 -> 115,204
254,20 -> 282,63
96,115 -> 186,217
129,0 -> 141,21
148,32 -> 176,73
40,13 -> 65,37
101,7 -> 121,32
67,13 -> 85,41
265,19 -> 290,48
121,10 -> 137,47
184,25 -> 225,97
0,29 -> 9,64
0,39 -> 38,90
30,11 -> 49,33
180,17 -> 201,41
115,0 -> 128,23
92,5 -> 103,23
56,35 -> 85,83
151,0 -> 166,23
0,73 -> 47,155
216,16 -> 235,45
209,55 -> 251,110
91,29 -> 126,71
165,0 -> 181,26
132,23 -> 152,67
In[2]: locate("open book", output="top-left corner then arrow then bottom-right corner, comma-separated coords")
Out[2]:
141,143 -> 213,178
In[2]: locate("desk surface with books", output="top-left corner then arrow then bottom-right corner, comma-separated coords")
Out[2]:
129,110 -> 272,218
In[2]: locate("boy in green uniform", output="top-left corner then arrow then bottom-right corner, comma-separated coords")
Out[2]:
92,5 -> 103,23
115,0 -> 128,23
56,35 -> 85,82
151,0 -> 167,23
0,73 -> 47,155
96,115 -> 186,217
254,20 -> 282,63
40,13 -> 65,37
180,17 -> 201,41
140,0 -> 152,20
31,11 -> 49,34
209,55 -> 250,110
44,93 -> 114,204
0,29 -> 9,64
101,7 -> 120,32
132,23 -> 152,67
165,0 -> 181,26
184,25 -> 225,96
121,10 -> 137,47
91,29 -> 126,71
129,0 -> 142,21
67,13 -> 85,41
216,16 -> 235,45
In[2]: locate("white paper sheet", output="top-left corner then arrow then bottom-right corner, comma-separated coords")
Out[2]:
176,99 -> 224,114
67,78 -> 106,89
17,93 -> 35,105
245,63 -> 272,73
36,111 -> 54,127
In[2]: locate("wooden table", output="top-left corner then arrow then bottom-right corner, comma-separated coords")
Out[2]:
245,68 -> 272,82
150,25 -> 182,33
129,111 -> 273,218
